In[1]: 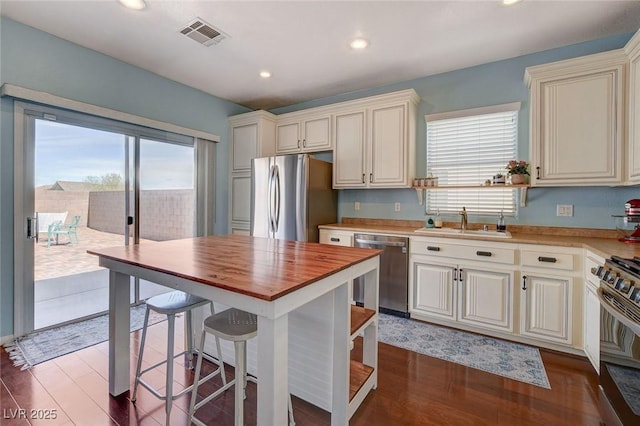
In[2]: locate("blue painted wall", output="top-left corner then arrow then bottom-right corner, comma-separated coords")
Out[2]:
0,18 -> 250,337
272,32 -> 640,228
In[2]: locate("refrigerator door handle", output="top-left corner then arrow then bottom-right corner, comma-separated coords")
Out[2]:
273,165 -> 281,232
267,164 -> 275,234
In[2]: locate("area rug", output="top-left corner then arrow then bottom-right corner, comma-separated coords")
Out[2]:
378,314 -> 551,389
4,304 -> 166,370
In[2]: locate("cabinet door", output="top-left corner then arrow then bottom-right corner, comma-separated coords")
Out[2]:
520,273 -> 572,344
334,111 -> 366,188
276,121 -> 301,153
628,44 -> 640,184
458,268 -> 512,332
230,174 -> 251,223
412,261 -> 456,320
303,116 -> 331,151
232,123 -> 258,171
533,69 -> 622,185
584,283 -> 600,372
369,104 -> 407,187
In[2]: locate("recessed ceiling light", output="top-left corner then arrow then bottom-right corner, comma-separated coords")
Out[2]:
118,0 -> 146,11
260,71 -> 272,79
350,38 -> 369,50
502,0 -> 523,5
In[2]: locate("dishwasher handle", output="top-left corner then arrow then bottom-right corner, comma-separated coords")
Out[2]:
354,238 -> 407,248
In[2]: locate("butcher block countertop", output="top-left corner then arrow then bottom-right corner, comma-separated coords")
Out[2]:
319,218 -> 640,260
88,234 -> 380,301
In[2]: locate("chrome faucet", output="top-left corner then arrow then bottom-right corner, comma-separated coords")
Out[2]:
459,207 -> 468,231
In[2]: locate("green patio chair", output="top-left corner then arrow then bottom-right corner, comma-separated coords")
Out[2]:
61,215 -> 80,244
47,215 -> 80,247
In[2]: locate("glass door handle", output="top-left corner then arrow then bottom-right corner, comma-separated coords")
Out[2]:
26,216 -> 39,243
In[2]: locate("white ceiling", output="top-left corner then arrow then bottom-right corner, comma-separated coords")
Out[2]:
2,1 -> 640,110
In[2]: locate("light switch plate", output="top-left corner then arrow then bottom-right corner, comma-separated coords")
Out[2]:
354,201 -> 360,211
394,202 -> 401,212
556,204 -> 573,217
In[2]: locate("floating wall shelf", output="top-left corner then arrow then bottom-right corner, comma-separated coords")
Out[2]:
413,184 -> 531,207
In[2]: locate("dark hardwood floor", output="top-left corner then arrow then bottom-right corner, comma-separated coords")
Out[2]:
1,316 -> 602,425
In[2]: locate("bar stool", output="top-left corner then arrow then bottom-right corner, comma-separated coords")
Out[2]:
189,308 -> 295,426
131,291 -> 225,424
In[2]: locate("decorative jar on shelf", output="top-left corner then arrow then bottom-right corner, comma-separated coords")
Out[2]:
510,174 -> 527,185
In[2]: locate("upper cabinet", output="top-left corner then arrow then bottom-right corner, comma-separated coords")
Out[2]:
229,110 -> 276,173
525,50 -> 626,186
276,114 -> 331,154
333,90 -> 419,189
626,30 -> 640,185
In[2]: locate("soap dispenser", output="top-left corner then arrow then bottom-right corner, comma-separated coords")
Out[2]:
435,209 -> 443,229
497,210 -> 506,232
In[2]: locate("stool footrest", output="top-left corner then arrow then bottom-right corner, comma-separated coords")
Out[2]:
193,379 -> 235,412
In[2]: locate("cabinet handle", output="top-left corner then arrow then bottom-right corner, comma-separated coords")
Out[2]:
427,246 -> 440,252
476,251 -> 492,257
297,139 -> 301,149
538,256 -> 557,263
362,174 -> 365,184
302,138 -> 306,148
453,267 -> 457,282
369,173 -> 373,183
330,237 -> 340,242
522,275 -> 528,290
459,268 -> 464,282
536,166 -> 541,180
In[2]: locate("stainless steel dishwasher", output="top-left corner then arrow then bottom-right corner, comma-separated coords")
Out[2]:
354,233 -> 409,318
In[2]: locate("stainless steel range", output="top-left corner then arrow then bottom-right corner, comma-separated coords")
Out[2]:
592,256 -> 640,426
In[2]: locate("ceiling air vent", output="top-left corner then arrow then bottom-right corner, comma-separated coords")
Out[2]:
179,18 -> 227,46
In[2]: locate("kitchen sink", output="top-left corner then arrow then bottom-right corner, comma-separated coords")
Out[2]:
414,227 -> 512,238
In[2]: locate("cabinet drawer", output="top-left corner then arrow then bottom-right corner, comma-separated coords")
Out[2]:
319,230 -> 353,247
411,240 -> 516,265
521,250 -> 575,271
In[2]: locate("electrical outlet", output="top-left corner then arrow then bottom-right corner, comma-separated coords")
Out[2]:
354,201 -> 360,211
394,202 -> 401,212
556,204 -> 574,217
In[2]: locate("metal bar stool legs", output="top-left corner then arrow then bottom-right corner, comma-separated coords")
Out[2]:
130,291 -> 225,426
189,308 -> 295,426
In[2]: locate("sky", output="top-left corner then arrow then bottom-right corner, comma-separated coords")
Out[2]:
35,120 -> 194,189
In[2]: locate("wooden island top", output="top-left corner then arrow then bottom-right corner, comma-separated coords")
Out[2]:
88,234 -> 380,301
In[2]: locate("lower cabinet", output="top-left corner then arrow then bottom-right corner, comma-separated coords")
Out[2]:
584,282 -> 600,372
520,272 -> 573,345
412,259 -> 514,334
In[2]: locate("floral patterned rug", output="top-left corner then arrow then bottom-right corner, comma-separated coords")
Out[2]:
378,314 -> 551,389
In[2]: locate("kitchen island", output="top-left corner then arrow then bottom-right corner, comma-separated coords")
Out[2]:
88,235 -> 380,426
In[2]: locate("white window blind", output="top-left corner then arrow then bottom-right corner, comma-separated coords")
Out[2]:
426,105 -> 519,216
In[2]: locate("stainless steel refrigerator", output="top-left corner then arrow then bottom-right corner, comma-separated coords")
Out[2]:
250,154 -> 337,242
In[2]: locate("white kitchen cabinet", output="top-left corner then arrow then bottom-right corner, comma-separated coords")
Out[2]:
583,251 -> 604,372
276,114 -> 331,154
520,272 -> 573,344
334,110 -> 367,187
458,267 -> 512,331
626,30 -> 640,185
228,111 -> 276,234
413,261 -> 457,320
518,245 -> 582,347
333,90 -> 419,189
410,237 -> 515,334
525,50 -> 626,186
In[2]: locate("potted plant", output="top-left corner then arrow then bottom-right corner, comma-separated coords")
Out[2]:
506,160 -> 529,184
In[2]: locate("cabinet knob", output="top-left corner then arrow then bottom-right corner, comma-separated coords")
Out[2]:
330,237 -> 340,242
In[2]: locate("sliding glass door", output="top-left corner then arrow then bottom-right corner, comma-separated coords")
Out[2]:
15,103 -> 198,334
